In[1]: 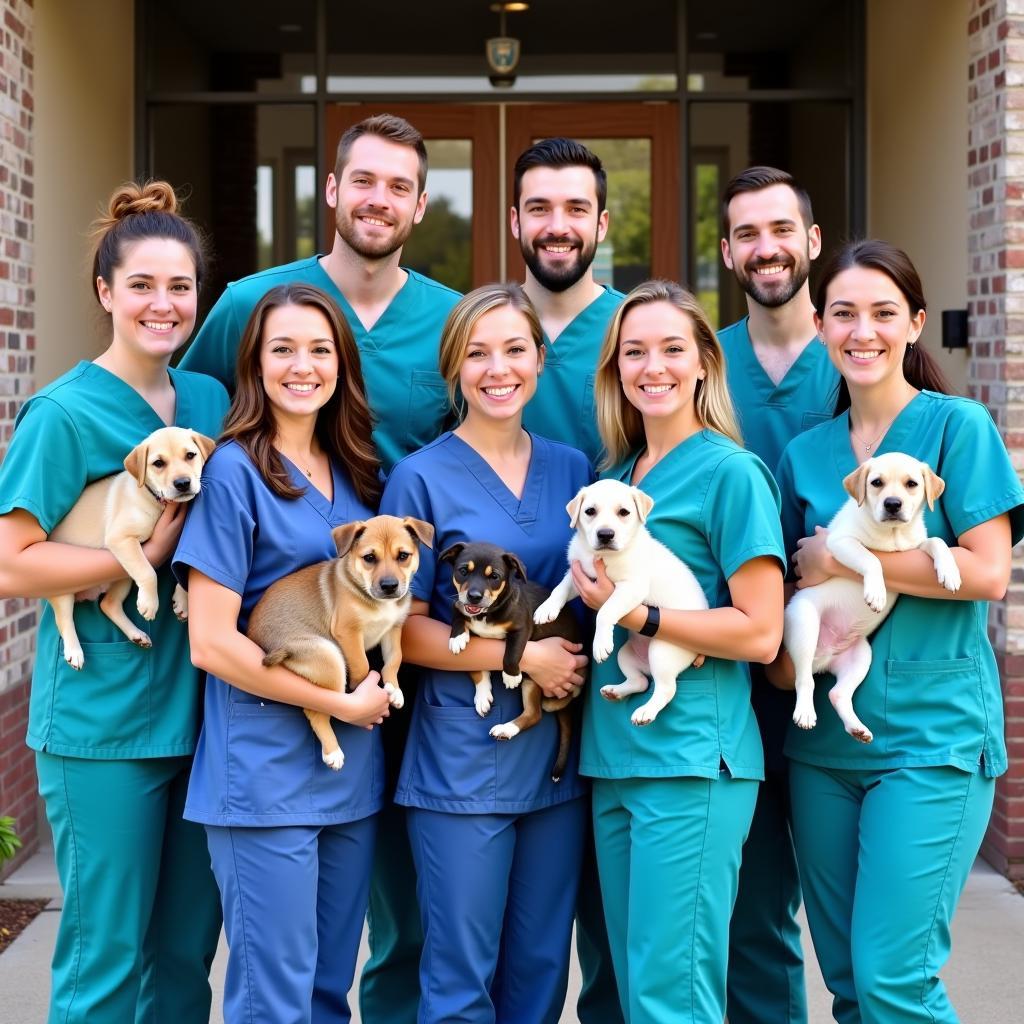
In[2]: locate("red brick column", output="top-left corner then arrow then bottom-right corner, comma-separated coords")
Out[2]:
968,0 -> 1024,880
0,0 -> 36,879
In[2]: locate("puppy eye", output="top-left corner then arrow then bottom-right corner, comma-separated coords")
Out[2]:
870,478 -> 883,488
616,507 -> 631,518
488,571 -> 500,581
906,479 -> 918,488
396,551 -> 410,562
185,451 -> 197,460
583,506 -> 596,517
152,458 -> 166,469
457,566 -> 469,577
362,552 -> 377,564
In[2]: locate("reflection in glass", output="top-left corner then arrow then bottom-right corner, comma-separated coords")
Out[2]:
293,165 -> 316,260
257,165 -> 274,270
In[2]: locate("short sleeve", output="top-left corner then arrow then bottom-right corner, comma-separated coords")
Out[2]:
774,444 -> 805,579
939,400 -> 1024,543
173,473 -> 256,594
702,451 -> 785,581
0,397 -> 89,532
178,287 -> 245,392
380,460 -> 436,602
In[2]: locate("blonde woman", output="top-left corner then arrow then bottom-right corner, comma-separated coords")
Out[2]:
573,280 -> 785,1023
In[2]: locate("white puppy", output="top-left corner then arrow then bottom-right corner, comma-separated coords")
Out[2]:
784,452 -> 961,744
535,479 -> 708,726
48,426 -> 216,669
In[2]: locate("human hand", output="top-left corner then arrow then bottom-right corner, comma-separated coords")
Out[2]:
521,637 -> 587,699
338,670 -> 391,729
793,526 -> 839,589
570,557 -> 614,611
142,502 -> 187,568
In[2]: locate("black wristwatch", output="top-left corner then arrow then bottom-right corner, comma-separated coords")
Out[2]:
639,605 -> 661,637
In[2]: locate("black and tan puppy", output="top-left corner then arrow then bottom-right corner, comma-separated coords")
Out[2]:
441,540 -> 581,781
247,515 -> 434,771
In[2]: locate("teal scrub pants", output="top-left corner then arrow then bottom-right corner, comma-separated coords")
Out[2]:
789,761 -> 995,1024
592,772 -> 758,1024
36,752 -> 221,1024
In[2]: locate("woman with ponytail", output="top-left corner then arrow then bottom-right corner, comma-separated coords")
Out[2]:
0,181 -> 226,1022
772,240 -> 1024,1022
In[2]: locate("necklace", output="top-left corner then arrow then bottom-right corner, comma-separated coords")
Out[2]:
281,448 -> 316,478
849,421 -> 892,453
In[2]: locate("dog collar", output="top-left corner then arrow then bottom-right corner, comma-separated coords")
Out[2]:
144,482 -> 167,505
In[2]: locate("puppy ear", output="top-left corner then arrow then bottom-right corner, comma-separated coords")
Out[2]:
503,552 -> 528,581
190,431 -> 217,462
403,517 -> 435,550
123,443 -> 149,487
566,488 -> 586,528
842,463 -> 872,506
332,521 -> 366,557
439,542 -> 465,565
922,464 -> 945,511
632,487 -> 654,523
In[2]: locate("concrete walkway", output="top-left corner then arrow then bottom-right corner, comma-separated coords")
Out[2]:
1,845 -> 1021,1023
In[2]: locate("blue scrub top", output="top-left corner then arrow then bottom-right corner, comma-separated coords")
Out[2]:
179,256 -> 461,471
379,431 -> 592,814
522,285 -> 623,466
776,391 -> 1024,777
0,362 -> 228,759
718,317 -> 839,475
579,430 -> 785,782
172,440 -> 384,826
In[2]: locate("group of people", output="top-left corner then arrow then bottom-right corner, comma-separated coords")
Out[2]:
0,113 -> 1019,1024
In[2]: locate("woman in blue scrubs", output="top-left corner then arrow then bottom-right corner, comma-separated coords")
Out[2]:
773,240 -> 1024,1024
0,181 -> 225,1022
379,283 -> 592,1024
173,283 -> 393,1024
573,280 -> 786,1024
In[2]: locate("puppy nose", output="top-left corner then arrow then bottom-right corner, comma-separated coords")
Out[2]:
379,577 -> 399,595
173,476 -> 192,492
883,496 -> 903,514
467,588 -> 484,603
596,528 -> 615,545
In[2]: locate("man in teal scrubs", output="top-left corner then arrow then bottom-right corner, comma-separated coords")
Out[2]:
717,167 -> 838,1024
182,114 -> 459,1024
512,137 -> 623,466
511,137 -> 623,1023
180,113 -> 460,472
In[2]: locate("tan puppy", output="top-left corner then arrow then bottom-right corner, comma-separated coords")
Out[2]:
48,425 -> 216,669
247,515 -> 434,771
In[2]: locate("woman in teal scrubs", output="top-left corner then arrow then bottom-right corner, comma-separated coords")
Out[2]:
773,239 -> 1024,1024
0,182 -> 226,1022
573,280 -> 785,1023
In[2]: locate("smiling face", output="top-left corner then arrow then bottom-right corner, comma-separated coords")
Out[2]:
616,300 -> 706,430
815,266 -> 925,392
510,165 -> 609,293
259,303 -> 340,426
458,304 -> 544,427
96,237 -> 198,362
326,134 -> 427,261
721,184 -> 821,308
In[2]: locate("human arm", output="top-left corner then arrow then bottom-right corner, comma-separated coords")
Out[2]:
186,569 -> 390,726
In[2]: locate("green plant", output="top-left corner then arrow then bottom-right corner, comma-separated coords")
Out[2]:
0,816 -> 22,866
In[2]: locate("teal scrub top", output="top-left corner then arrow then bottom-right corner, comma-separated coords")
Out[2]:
718,317 -> 839,475
179,256 -> 461,471
776,391 -> 1024,777
579,430 -> 786,782
0,362 -> 229,759
522,285 -> 623,466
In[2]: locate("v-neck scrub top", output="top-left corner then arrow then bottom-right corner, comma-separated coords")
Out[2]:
776,391 -> 1024,776
179,257 -> 461,471
379,431 -> 592,813
522,285 -> 623,466
579,430 -> 786,781
172,440 -> 384,825
718,317 -> 839,475
0,361 -> 229,758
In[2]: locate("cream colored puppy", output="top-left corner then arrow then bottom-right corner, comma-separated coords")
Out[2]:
48,426 -> 216,669
784,452 -> 961,744
535,479 -> 708,726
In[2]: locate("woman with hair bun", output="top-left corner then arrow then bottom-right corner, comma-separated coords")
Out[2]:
0,181 -> 226,1022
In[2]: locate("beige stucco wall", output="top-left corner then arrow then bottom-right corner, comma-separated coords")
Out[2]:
35,0 -> 134,387
867,0 -> 969,393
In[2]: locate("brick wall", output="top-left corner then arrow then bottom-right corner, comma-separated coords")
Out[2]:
0,0 -> 35,880
968,0 -> 1024,879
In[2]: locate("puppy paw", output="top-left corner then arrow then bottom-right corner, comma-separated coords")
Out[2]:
847,723 -> 873,744
862,575 -> 887,613
474,681 -> 493,717
936,557 -> 962,593
128,629 -> 152,650
136,590 -> 159,622
593,631 -> 614,663
322,748 -> 345,771
631,702 -> 661,726
449,631 -> 470,654
793,698 -> 817,730
64,645 -> 85,671
502,672 -> 522,689
533,599 -> 559,625
490,722 -> 520,741
172,587 -> 188,622
384,683 -> 405,710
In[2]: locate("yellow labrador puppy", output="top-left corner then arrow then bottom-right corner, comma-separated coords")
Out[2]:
48,426 -> 216,669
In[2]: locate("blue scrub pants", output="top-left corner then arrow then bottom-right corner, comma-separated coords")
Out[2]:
36,752 -> 221,1024
592,772 -> 758,1024
789,761 -> 994,1024
728,673 -> 807,1024
206,815 -> 376,1024
407,797 -> 587,1024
